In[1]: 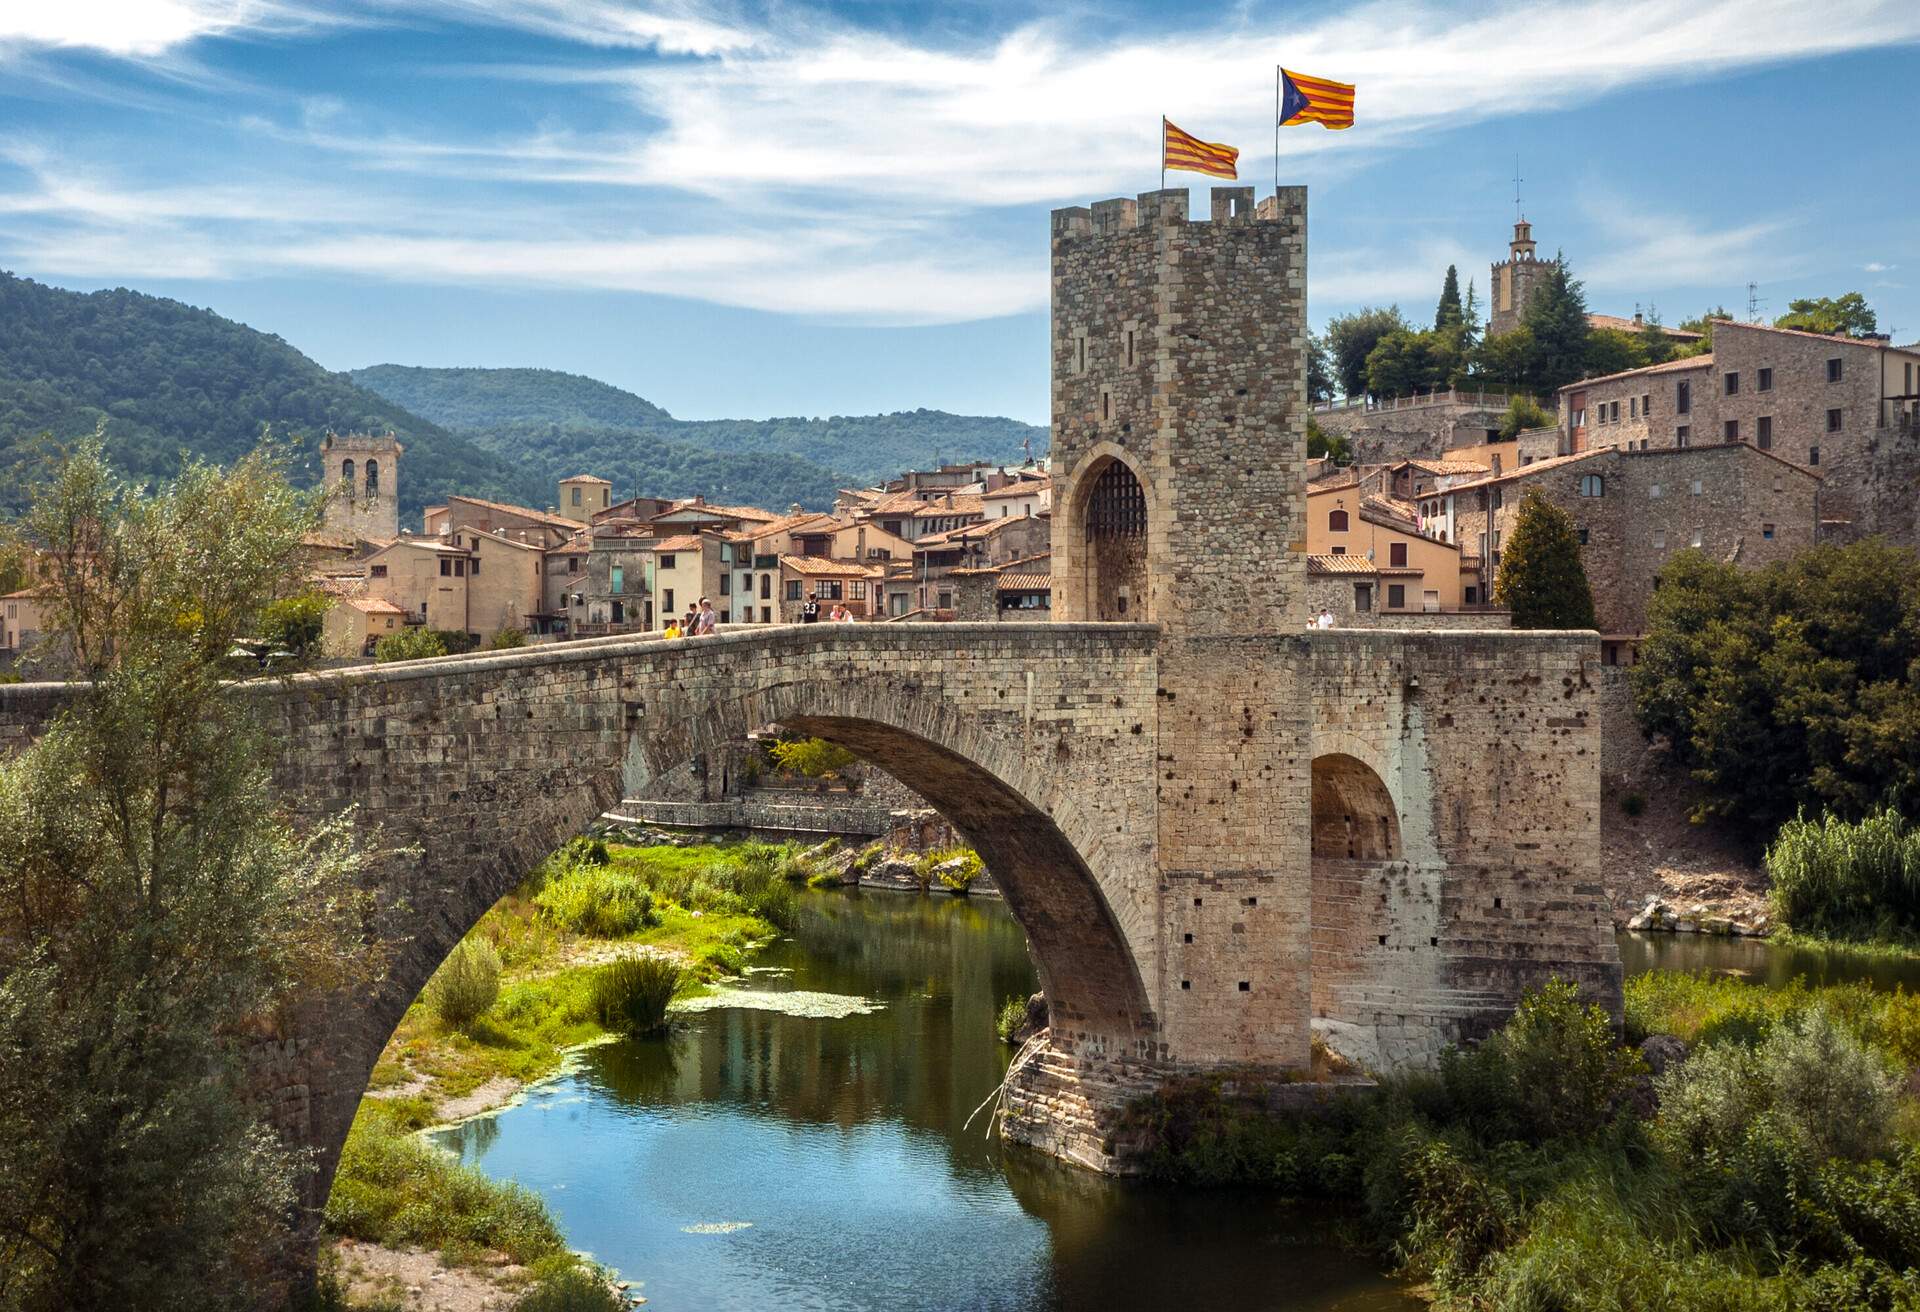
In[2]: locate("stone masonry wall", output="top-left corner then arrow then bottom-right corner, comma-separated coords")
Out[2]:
1307,628 -> 1617,1067
1314,400 -> 1509,464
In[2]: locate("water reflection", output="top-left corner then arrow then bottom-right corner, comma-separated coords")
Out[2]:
432,890 -> 1421,1312
1617,930 -> 1920,991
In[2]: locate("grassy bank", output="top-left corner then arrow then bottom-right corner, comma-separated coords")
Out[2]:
1126,974 -> 1920,1310
324,837 -> 829,1305
366,838 -> 807,1117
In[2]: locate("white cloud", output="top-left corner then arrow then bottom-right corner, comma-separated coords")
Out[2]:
1866,261 -> 1896,273
5,0 -> 1919,322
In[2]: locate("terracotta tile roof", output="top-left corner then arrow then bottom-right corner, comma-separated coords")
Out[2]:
981,476 -> 1051,499
654,499 -> 780,524
650,535 -> 705,553
562,474 -> 611,484
952,550 -> 1051,578
780,555 -> 883,578
1398,458 -> 1491,476
1306,473 -> 1360,493
342,596 -> 407,616
1306,554 -> 1376,575
1714,319 -> 1915,350
1361,494 -> 1421,530
1587,313 -> 1702,339
445,495 -> 579,531
867,490 -> 985,517
1559,355 -> 1712,393
2,585 -> 56,599
1441,448 -> 1609,493
998,571 -> 1051,592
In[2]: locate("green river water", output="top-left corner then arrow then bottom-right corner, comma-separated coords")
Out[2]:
430,893 -> 1917,1311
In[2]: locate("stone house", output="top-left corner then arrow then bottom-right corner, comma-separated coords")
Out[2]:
950,552 -> 1052,620
321,594 -> 407,658
911,513 -> 1051,610
425,496 -> 579,550
560,521 -> 654,635
557,474 -> 612,524
866,489 -> 986,543
1,586 -> 51,657
649,497 -> 782,538
779,556 -> 885,619
361,531 -> 546,641
981,473 -> 1052,519
1443,442 -> 1821,660
1556,321 -> 1920,542
1306,481 -> 1472,611
648,533 -> 734,628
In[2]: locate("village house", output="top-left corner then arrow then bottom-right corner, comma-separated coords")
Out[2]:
650,532 -> 733,628
558,474 -> 612,524
360,529 -> 546,641
560,520 -> 654,636
320,593 -> 407,659
866,488 -> 985,543
950,552 -> 1052,621
779,555 -> 884,619
425,495 -> 580,550
1,585 -> 51,660
1306,478 -> 1474,614
1443,442 -> 1821,662
1557,321 -> 1920,542
980,472 -> 1052,518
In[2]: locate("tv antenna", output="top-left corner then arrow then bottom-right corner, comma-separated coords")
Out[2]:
1746,281 -> 1766,324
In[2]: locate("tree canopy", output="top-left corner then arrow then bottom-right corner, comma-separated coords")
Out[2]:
1435,265 -> 1465,332
1519,256 -> 1593,394
1774,293 -> 1878,338
1494,487 -> 1596,629
1324,306 -> 1411,399
1631,539 -> 1920,830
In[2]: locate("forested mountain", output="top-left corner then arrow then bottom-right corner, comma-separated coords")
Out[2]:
0,272 -> 547,520
350,364 -> 1047,488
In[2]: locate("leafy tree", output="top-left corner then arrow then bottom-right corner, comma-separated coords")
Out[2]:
1435,265 -> 1465,331
374,626 -> 449,663
1324,307 -> 1411,399
1461,277 -> 1482,352
1631,539 -> 1920,829
1498,395 -> 1554,440
1473,325 -> 1535,389
767,736 -> 856,778
1775,293 -> 1878,338
1582,328 -> 1649,380
258,589 -> 330,658
1305,333 -> 1336,404
485,627 -> 528,650
1365,329 -> 1445,398
1674,307 -> 1732,359
1519,255 -> 1593,394
1306,417 -> 1350,463
1493,487 -> 1596,629
0,440 -> 372,1307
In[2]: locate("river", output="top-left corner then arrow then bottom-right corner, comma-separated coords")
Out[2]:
429,889 -> 1422,1311
430,892 -> 1920,1311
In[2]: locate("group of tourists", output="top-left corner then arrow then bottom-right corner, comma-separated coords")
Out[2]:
799,592 -> 858,624
662,598 -> 719,640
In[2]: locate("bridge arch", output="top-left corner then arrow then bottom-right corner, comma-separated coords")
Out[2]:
279,626 -> 1164,1230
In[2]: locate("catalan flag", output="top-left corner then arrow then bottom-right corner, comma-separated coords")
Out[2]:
1162,118 -> 1239,180
1279,67 -> 1355,130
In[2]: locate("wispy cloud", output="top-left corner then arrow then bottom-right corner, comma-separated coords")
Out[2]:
3,0 -> 1918,322
1866,261 -> 1897,273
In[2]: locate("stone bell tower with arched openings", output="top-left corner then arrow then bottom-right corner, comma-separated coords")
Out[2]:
1050,186 -> 1320,1068
320,431 -> 403,541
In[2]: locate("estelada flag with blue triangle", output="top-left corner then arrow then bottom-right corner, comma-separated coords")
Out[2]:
1279,67 -> 1355,130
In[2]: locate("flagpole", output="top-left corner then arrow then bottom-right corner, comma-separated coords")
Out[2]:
1160,116 -> 1166,191
1274,67 -> 1281,198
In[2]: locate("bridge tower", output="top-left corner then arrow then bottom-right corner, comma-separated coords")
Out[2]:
1050,187 -> 1317,1070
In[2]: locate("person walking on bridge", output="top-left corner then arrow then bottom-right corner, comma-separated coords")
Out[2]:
696,598 -> 717,635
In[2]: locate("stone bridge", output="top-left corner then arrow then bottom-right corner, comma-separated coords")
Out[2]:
0,616 -> 1618,1211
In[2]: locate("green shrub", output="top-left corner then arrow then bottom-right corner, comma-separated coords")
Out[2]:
592,956 -> 682,1037
767,736 -> 855,778
534,864 -> 657,937
374,626 -> 448,663
325,1109 -> 564,1264
486,628 -> 529,650
426,939 -> 502,1031
510,1265 -> 625,1311
995,996 -> 1029,1044
259,589 -> 330,656
1768,809 -> 1920,942
932,848 -> 984,893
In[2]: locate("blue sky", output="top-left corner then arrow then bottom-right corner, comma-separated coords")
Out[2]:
2,1 -> 1917,425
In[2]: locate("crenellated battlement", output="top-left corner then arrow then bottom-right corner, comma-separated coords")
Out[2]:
1050,186 -> 1306,241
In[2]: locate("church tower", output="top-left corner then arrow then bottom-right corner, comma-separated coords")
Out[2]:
320,432 -> 403,541
1488,218 -> 1542,338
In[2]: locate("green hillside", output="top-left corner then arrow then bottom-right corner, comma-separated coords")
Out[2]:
349,364 -> 1047,488
0,272 -> 545,521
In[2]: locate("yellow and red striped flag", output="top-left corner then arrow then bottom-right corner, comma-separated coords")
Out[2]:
1162,118 -> 1239,179
1279,68 -> 1355,130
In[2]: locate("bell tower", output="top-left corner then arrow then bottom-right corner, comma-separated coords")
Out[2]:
320,431 -> 403,541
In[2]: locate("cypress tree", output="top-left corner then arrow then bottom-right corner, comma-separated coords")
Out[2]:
1494,486 -> 1597,629
1435,265 -> 1465,331
1521,254 -> 1593,394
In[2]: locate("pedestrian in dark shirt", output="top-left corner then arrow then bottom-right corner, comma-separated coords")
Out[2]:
801,592 -> 820,623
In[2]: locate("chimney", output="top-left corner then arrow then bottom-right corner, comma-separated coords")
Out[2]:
1633,311 -> 1644,327
790,503 -> 804,516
